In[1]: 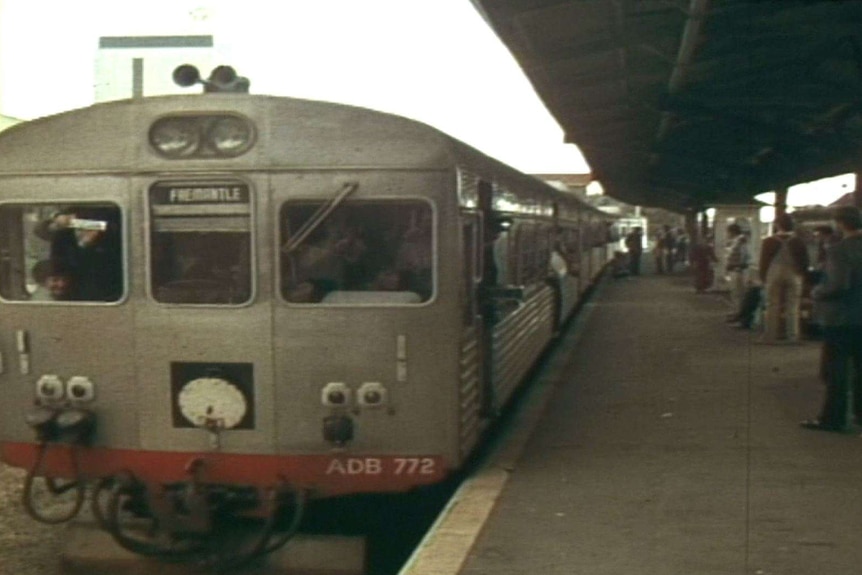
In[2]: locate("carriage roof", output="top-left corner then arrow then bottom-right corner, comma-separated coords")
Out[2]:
0,94 -> 605,216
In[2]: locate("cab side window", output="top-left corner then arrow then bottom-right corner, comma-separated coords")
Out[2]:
281,200 -> 433,304
0,203 -> 123,303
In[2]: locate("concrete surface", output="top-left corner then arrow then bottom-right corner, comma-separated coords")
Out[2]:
411,266 -> 862,575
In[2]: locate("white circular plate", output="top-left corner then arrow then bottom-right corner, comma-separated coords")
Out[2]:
178,377 -> 247,429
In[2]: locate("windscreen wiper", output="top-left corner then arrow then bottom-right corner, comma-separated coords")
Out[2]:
281,181 -> 358,254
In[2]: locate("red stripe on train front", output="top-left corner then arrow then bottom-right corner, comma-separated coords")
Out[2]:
0,442 -> 448,496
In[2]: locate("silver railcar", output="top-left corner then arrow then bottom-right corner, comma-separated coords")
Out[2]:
0,70 -> 612,564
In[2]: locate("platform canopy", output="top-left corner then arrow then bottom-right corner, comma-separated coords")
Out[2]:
471,0 -> 862,211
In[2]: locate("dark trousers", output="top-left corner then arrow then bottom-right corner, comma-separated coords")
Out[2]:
818,326 -> 862,427
628,251 -> 642,275
665,250 -> 675,272
736,286 -> 762,327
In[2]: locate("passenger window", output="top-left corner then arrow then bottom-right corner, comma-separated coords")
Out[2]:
0,203 -> 123,303
515,223 -> 540,285
149,182 -> 252,305
537,226 -> 551,278
281,200 -> 433,304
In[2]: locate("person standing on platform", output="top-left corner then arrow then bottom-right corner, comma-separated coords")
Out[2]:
662,225 -> 677,273
725,223 -> 751,316
690,236 -> 718,293
675,228 -> 689,266
624,226 -> 644,275
801,205 -> 862,432
811,224 -> 838,282
654,230 -> 666,274
758,213 -> 810,343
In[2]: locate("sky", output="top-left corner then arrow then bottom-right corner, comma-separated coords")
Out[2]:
0,0 -> 852,206
0,0 -> 589,175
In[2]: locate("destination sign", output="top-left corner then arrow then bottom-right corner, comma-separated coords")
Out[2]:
150,182 -> 250,205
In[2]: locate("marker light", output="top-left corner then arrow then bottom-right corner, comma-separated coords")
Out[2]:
357,382 -> 387,408
36,375 -> 64,402
66,376 -> 95,402
321,382 -> 352,407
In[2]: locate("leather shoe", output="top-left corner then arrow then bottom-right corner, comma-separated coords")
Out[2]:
799,419 -> 845,433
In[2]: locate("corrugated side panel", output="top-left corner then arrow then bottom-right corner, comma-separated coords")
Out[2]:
458,325 -> 482,460
492,285 -> 554,407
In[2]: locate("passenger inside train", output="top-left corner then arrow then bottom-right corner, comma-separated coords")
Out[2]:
34,205 -> 123,302
28,259 -> 74,301
281,201 -> 433,304
0,204 -> 123,303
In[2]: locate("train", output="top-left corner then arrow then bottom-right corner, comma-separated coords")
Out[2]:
0,65 -> 614,567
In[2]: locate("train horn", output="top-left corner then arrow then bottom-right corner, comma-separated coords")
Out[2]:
172,64 -> 202,87
172,64 -> 250,93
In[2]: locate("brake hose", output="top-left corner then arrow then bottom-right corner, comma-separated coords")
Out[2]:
103,476 -> 208,563
211,485 -> 308,573
259,487 -> 307,555
21,442 -> 86,524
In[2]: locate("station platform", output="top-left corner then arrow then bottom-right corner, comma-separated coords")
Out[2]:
403,263 -> 862,575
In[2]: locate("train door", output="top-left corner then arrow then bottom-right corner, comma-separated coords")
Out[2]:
0,179 -> 135,447
134,178 -> 276,455
476,180 -> 516,417
458,209 -> 483,449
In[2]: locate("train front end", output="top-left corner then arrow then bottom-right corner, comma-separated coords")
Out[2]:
0,69 -> 463,565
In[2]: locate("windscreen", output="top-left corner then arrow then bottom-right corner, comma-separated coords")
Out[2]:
149,182 -> 252,305
280,200 -> 433,304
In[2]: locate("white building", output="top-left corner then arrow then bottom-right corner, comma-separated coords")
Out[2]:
95,35 -> 218,102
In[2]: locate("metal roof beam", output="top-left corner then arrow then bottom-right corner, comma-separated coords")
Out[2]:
655,0 -> 709,144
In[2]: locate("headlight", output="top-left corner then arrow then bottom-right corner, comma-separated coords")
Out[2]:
149,117 -> 200,157
207,116 -> 254,155
149,114 -> 255,159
